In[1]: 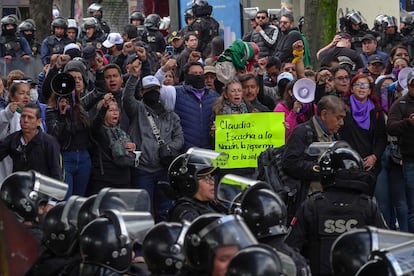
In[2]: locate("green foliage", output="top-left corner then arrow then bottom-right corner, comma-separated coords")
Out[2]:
319,0 -> 338,45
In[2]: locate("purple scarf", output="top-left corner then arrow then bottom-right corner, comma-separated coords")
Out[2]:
350,94 -> 375,130
190,87 -> 205,101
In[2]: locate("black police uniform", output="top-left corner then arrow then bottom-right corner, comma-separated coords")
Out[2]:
168,197 -> 227,223
0,34 -> 30,57
285,170 -> 385,276
142,28 -> 166,54
190,15 -> 219,58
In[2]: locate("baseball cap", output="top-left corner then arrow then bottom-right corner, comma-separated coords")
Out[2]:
142,75 -> 161,89
361,33 -> 376,42
204,65 -> 216,75
167,31 -> 182,43
82,46 -> 96,62
368,54 -> 384,65
103,32 -> 124,48
277,72 -> 294,84
337,56 -> 354,66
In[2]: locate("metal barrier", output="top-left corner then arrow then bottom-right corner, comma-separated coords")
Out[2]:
0,56 -> 43,82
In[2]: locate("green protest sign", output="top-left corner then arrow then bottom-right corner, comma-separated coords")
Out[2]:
215,112 -> 285,168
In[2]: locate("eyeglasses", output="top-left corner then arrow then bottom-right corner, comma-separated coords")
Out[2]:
334,76 -> 350,81
353,82 -> 370,89
256,16 -> 266,20
197,175 -> 214,182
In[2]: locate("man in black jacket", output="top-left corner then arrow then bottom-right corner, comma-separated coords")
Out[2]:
274,13 -> 302,63
282,95 -> 346,213
0,103 -> 62,180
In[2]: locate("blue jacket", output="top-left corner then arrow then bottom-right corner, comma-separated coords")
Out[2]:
174,85 -> 218,150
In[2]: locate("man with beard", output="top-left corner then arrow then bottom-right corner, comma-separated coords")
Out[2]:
274,13 -> 302,63
161,61 -> 219,150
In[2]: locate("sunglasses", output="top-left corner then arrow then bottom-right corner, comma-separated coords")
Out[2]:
256,16 -> 266,20
197,175 -> 214,182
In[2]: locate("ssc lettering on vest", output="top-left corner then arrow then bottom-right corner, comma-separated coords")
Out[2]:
323,219 -> 358,234
147,36 -> 156,43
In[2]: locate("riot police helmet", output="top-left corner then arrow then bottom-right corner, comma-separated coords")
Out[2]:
0,170 -> 68,221
142,221 -> 190,274
67,19 -> 78,30
226,244 -> 284,276
373,14 -> 386,31
347,11 -> 363,25
1,15 -> 18,32
87,3 -> 103,19
239,183 -> 288,238
51,16 -> 68,31
168,148 -> 228,198
80,209 -> 154,273
144,14 -> 161,30
192,0 -> 213,17
318,142 -> 363,186
331,226 -> 414,276
43,196 -> 87,256
83,17 -> 100,32
383,15 -> 397,28
130,11 -> 145,23
185,8 -> 195,20
401,14 -> 413,25
184,214 -> 257,273
18,19 -> 36,32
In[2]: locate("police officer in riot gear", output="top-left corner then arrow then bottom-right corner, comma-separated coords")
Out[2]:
142,14 -> 166,55
27,196 -> 86,276
142,221 -> 189,275
180,8 -> 195,36
226,244 -> 284,276
87,3 -> 110,35
189,0 -> 219,58
285,143 -> 385,276
0,170 -> 68,242
79,209 -> 153,276
80,17 -> 106,49
167,148 -> 228,223
0,15 -> 32,61
40,16 -> 72,64
130,10 -> 146,41
237,182 -> 311,276
183,213 -> 257,275
340,11 -> 369,53
18,19 -> 41,57
378,15 -> 403,54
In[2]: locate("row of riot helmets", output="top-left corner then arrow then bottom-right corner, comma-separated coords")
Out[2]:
2,145 -> 414,275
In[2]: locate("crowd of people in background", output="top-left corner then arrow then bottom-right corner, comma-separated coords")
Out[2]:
2,0 -> 414,275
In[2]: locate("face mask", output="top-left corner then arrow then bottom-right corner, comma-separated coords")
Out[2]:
3,28 -> 15,36
142,89 -> 160,106
185,74 -> 205,89
392,68 -> 402,79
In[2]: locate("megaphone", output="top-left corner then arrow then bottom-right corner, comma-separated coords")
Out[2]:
51,73 -> 75,97
331,226 -> 414,276
292,78 -> 316,103
243,7 -> 259,20
397,67 -> 412,90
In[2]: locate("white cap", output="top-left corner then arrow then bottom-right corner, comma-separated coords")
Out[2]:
277,72 -> 294,84
142,75 -> 161,89
63,43 -> 81,54
102,33 -> 124,48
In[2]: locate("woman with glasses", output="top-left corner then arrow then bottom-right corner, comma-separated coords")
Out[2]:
339,72 -> 387,179
331,65 -> 351,102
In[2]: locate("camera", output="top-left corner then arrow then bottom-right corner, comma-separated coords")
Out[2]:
165,45 -> 174,56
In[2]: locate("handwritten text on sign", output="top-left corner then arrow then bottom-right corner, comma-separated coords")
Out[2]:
215,112 -> 285,168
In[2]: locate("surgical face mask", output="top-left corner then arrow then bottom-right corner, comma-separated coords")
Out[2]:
30,88 -> 38,103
